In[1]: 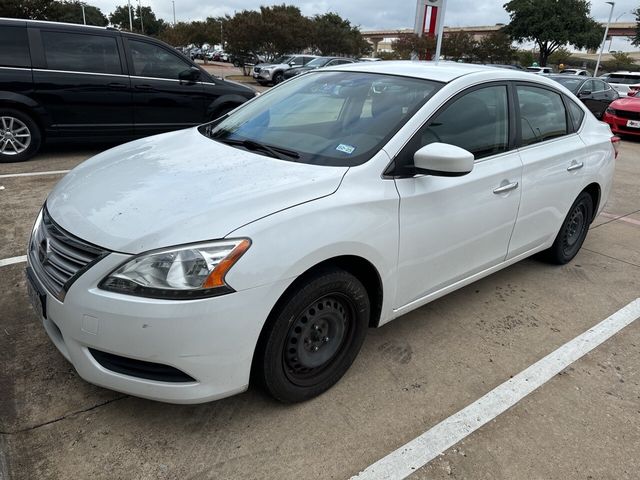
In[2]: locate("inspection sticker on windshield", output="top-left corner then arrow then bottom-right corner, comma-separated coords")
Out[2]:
336,144 -> 356,154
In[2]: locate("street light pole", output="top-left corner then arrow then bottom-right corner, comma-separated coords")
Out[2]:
138,0 -> 144,34
81,4 -> 86,25
594,1 -> 615,77
172,0 -> 176,26
127,0 -> 133,30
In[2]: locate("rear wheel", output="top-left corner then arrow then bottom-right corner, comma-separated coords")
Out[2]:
256,268 -> 370,403
544,191 -> 593,264
0,109 -> 41,163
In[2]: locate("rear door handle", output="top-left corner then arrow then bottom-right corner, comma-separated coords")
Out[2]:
108,82 -> 127,89
135,84 -> 154,91
493,182 -> 519,194
567,161 -> 584,172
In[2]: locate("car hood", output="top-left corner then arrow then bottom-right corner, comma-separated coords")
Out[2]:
256,62 -> 289,69
611,97 -> 640,112
46,128 -> 348,254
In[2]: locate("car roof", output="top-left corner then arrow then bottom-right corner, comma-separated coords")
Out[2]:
324,60 -> 557,83
0,17 -> 118,32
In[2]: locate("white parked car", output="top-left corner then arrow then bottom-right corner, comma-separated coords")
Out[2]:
559,68 -> 590,76
27,62 -> 617,404
526,66 -> 553,74
601,71 -> 640,95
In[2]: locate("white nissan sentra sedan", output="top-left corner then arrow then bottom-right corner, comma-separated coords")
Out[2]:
27,61 -> 617,404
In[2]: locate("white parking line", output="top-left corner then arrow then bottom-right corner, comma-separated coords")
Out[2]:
600,212 -> 640,227
352,298 -> 640,480
0,255 -> 27,267
0,170 -> 70,179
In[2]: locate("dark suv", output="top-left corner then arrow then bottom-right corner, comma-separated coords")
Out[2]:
0,18 -> 257,162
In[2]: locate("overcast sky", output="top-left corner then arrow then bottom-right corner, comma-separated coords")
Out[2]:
91,0 -> 639,50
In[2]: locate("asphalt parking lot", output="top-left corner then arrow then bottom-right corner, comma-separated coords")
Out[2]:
1,138 -> 639,479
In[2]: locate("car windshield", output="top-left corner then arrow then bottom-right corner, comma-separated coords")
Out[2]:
550,76 -> 583,93
609,74 -> 640,85
200,71 -> 442,166
306,57 -> 331,68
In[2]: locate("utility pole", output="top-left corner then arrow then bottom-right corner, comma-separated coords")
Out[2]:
138,0 -> 144,34
594,1 -> 615,77
127,0 -> 133,30
172,0 -> 176,26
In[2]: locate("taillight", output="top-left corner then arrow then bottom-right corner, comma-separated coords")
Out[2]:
611,136 -> 620,159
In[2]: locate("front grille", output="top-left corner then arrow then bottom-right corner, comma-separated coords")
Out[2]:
89,348 -> 196,383
615,109 -> 640,121
28,208 -> 108,301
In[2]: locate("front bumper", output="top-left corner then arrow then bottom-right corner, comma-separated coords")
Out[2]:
28,252 -> 290,404
252,70 -> 273,81
603,113 -> 640,136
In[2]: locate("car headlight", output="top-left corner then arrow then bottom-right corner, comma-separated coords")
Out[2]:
99,239 -> 250,299
605,107 -> 616,116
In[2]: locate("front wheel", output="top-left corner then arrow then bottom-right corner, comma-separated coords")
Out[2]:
272,72 -> 284,84
544,191 -> 593,264
256,268 -> 370,403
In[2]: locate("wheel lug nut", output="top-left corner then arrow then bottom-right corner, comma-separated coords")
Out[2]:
313,346 -> 319,352
323,336 -> 329,342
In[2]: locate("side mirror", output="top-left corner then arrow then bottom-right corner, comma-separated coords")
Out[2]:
289,62 -> 296,67
413,143 -> 474,177
179,67 -> 201,82
578,90 -> 591,98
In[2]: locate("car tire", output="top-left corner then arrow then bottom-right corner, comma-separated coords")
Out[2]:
255,268 -> 370,403
544,191 -> 593,264
0,108 -> 41,163
273,72 -> 284,85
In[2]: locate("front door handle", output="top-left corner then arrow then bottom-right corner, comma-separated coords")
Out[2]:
493,182 -> 519,194
567,161 -> 584,172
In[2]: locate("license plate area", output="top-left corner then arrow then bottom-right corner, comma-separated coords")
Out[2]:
26,267 -> 47,319
626,119 -> 640,128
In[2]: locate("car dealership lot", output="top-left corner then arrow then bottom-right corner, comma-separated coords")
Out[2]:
1,139 -> 639,479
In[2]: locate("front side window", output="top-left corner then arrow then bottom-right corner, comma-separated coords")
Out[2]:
129,40 -> 191,79
200,71 -> 442,166
418,85 -> 509,160
42,31 -> 121,75
0,26 -> 30,68
517,85 -> 567,146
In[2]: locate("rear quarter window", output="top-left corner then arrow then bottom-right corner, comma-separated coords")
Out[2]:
0,26 -> 31,68
566,98 -> 585,131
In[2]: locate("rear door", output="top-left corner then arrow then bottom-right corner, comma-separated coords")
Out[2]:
31,27 -> 132,138
507,84 -> 588,258
124,37 -> 206,136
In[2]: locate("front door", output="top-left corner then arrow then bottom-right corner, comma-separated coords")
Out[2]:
392,84 -> 522,309
125,38 -> 206,136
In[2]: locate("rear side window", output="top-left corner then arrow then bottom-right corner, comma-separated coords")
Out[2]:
129,40 -> 191,79
42,31 -> 122,75
517,85 -> 567,146
0,26 -> 31,68
566,99 -> 585,131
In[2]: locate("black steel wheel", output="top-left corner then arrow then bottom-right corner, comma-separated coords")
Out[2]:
255,268 -> 370,403
544,191 -> 593,264
272,72 -> 284,84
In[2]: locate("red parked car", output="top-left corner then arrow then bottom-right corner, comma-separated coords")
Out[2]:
603,90 -> 640,137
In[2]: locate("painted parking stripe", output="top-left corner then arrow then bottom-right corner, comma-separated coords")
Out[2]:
0,255 -> 27,267
599,212 -> 640,227
352,298 -> 640,480
0,170 -> 70,179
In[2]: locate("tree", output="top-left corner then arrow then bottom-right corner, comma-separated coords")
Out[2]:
109,4 -> 165,35
392,34 -> 436,60
442,31 -> 477,61
548,46 -> 573,66
310,12 -> 370,56
224,10 -> 265,58
0,0 -> 107,25
604,51 -> 638,71
633,7 -> 640,47
259,4 -> 311,59
516,49 -> 535,67
475,31 -> 515,64
504,0 -> 603,67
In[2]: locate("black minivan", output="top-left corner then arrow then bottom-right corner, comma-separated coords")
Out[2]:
0,18 -> 257,162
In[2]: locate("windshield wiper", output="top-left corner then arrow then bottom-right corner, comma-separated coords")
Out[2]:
215,137 -> 300,160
